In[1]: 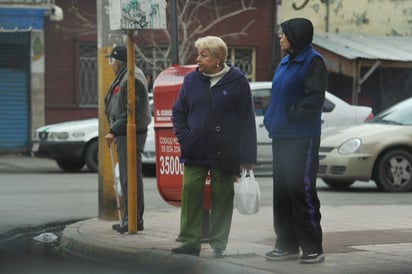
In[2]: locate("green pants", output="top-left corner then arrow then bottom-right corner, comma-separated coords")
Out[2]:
179,165 -> 235,250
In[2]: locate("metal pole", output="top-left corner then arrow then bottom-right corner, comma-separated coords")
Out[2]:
325,0 -> 330,33
170,0 -> 179,65
127,30 -> 137,234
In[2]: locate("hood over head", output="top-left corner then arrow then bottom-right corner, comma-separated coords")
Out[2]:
281,18 -> 314,53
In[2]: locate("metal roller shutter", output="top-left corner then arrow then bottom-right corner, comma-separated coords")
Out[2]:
0,32 -> 30,151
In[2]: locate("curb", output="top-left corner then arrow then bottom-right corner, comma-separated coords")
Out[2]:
60,219 -> 272,274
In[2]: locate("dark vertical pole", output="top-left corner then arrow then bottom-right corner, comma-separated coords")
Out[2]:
170,0 -> 179,65
271,0 -> 281,78
324,0 -> 330,33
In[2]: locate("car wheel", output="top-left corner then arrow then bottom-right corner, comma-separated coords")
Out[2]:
322,179 -> 354,189
375,149 -> 412,192
85,140 -> 98,172
56,158 -> 85,172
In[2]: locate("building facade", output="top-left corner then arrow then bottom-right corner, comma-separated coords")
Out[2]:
0,1 -> 62,152
2,0 -> 411,152
279,0 -> 412,113
0,0 -> 279,152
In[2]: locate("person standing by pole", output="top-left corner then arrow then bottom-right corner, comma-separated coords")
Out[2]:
263,18 -> 327,264
104,45 -> 152,233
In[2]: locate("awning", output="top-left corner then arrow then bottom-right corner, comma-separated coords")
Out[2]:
312,32 -> 412,104
0,7 -> 49,31
313,32 -> 412,63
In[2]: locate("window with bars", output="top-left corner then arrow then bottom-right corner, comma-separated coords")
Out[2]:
79,43 -> 98,106
76,45 -> 255,107
227,47 -> 255,81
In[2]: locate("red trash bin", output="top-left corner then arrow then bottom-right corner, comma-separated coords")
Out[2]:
153,65 -> 211,209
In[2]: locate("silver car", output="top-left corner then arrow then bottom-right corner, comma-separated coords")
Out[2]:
318,97 -> 412,192
252,81 -> 373,168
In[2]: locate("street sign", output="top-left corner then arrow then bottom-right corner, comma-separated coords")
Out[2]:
109,0 -> 167,31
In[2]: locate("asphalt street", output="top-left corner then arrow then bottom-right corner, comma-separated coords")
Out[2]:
1,154 -> 412,274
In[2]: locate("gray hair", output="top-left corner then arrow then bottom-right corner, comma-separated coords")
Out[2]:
194,36 -> 228,64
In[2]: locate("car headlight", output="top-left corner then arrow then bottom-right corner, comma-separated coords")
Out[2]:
48,132 -> 70,140
338,138 -> 361,154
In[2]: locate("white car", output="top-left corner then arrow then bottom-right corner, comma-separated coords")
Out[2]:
32,83 -> 372,174
32,118 -> 99,172
32,95 -> 155,174
32,119 -> 155,174
251,82 -> 373,167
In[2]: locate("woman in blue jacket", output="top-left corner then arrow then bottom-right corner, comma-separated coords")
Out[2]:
172,36 -> 257,258
264,18 -> 327,264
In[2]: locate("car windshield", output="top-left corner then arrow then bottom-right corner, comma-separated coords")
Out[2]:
368,98 -> 412,126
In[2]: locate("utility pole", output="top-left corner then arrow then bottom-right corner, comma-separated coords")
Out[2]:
126,30 -> 137,234
97,0 -> 139,234
170,0 -> 179,65
98,0 -> 167,232
97,0 -> 119,221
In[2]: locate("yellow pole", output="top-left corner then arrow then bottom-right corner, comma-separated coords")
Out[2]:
97,0 -> 121,221
98,46 -> 119,221
127,30 -> 137,234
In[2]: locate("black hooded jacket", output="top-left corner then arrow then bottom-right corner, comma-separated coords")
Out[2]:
281,17 -> 314,57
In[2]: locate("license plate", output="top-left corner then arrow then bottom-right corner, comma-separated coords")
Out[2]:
32,142 -> 40,152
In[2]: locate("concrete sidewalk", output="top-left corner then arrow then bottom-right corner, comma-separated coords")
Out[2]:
61,205 -> 412,274
2,154 -> 411,273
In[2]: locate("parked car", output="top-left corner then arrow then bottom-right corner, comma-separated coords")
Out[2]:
32,118 -> 155,174
32,95 -> 154,174
32,83 -> 372,174
252,82 -> 373,167
317,97 -> 412,192
32,118 -> 99,172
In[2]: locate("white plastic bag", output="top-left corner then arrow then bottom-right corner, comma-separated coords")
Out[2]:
114,162 -> 122,196
235,168 -> 260,215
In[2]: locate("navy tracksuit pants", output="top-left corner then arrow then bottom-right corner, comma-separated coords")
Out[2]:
271,136 -> 323,253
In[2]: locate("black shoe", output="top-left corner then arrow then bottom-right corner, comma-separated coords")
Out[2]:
212,249 -> 225,258
171,246 -> 200,256
299,251 -> 325,264
112,223 -> 121,230
116,225 -> 128,234
116,225 -> 144,234
265,248 -> 299,261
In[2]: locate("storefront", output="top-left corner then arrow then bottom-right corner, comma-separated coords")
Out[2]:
0,5 -> 61,152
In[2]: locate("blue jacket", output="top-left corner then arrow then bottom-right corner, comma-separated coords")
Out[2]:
172,65 -> 257,166
264,45 -> 324,138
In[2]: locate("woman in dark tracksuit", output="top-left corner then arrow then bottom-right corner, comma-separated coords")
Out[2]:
263,18 -> 327,264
